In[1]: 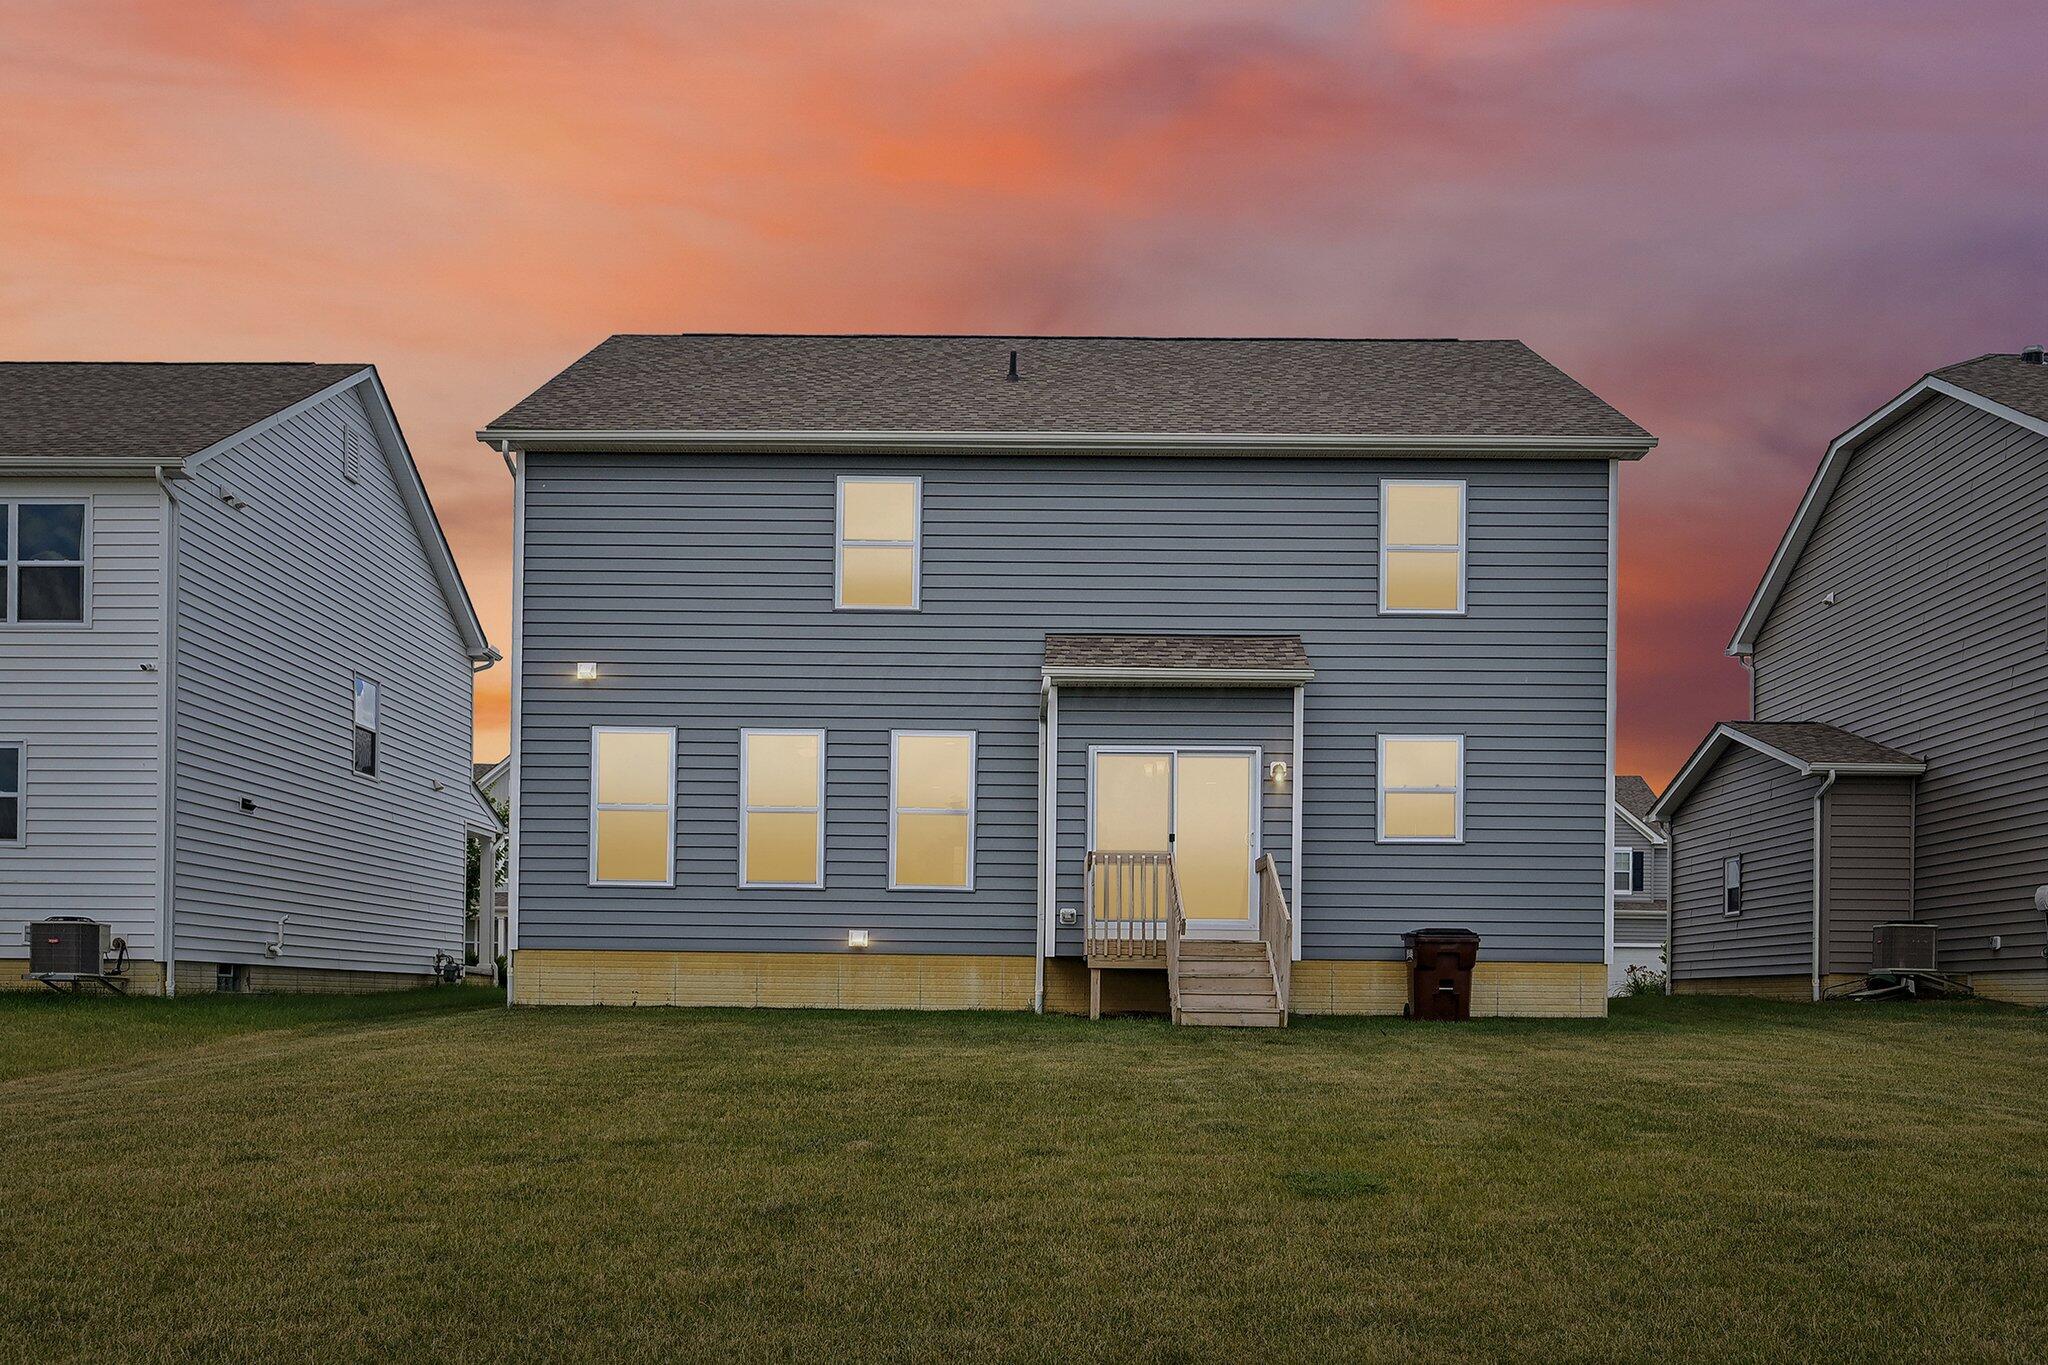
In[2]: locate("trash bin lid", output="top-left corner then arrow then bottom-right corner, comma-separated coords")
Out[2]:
1402,926 -> 1480,941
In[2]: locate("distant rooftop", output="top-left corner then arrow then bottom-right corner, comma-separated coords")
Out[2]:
482,334 -> 1652,445
1932,351 -> 2048,425
1614,775 -> 1660,825
0,362 -> 367,465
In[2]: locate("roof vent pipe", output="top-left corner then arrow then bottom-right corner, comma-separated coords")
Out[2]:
1006,349 -> 1019,382
2022,345 -> 2044,365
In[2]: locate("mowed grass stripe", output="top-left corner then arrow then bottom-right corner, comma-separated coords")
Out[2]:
0,992 -> 2042,1361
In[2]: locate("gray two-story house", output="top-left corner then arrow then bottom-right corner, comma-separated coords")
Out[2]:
482,334 -> 1654,1021
1654,350 -> 2048,1005
0,363 -> 499,994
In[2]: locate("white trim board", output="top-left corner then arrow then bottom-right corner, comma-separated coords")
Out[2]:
479,428 -> 1657,458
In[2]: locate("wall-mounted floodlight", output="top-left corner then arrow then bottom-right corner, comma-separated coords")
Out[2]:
575,662 -> 599,682
847,929 -> 871,949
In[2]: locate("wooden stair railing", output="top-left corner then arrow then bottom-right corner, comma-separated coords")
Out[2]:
1083,851 -> 1183,1019
1255,853 -> 1293,1025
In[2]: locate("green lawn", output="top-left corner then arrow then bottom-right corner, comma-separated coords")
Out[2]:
2,989 -> 2044,1361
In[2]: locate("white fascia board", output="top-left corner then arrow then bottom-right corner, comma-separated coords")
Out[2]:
355,370 -> 495,662
1614,802 -> 1667,846
478,428 -> 1656,458
1041,665 -> 1315,688
1729,375 -> 2048,655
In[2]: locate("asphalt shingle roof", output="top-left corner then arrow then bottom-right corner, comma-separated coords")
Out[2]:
0,362 -> 368,464
484,335 -> 1651,441
1724,721 -> 1921,767
1932,352 -> 2048,426
1043,633 -> 1311,674
1614,775 -> 1660,824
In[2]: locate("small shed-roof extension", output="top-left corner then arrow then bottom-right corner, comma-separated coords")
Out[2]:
1651,721 -> 1924,823
1042,633 -> 1312,686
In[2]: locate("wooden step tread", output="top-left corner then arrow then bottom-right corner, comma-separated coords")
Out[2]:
1176,1009 -> 1286,1027
1178,942 -> 1268,959
1175,990 -> 1280,1011
1175,960 -> 1272,979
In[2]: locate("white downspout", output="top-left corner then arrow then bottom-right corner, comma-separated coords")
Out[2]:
1033,677 -> 1048,1013
1811,770 -> 1837,1002
153,466 -> 181,997
504,443 -> 525,1007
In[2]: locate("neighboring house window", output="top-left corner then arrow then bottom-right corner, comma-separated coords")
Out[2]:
1723,856 -> 1743,916
351,676 -> 381,777
890,731 -> 975,889
0,742 -> 21,845
740,729 -> 825,888
1378,735 -> 1464,842
837,476 -> 921,610
590,727 -> 676,886
3,501 -> 88,624
1613,847 -> 1645,895
1380,480 -> 1465,614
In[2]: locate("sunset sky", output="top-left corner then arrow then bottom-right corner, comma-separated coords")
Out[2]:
5,0 -> 2045,783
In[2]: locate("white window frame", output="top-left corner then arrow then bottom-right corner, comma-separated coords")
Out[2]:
350,675 -> 381,779
1613,847 -> 1645,896
835,475 -> 923,611
0,739 -> 23,847
1376,733 -> 1466,844
588,725 -> 678,888
2,498 -> 92,628
1378,478 -> 1466,616
888,729 -> 977,891
738,728 -> 826,890
1722,855 -> 1743,917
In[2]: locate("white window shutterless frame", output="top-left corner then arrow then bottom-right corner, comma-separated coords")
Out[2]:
2,500 -> 91,626
589,727 -> 677,887
739,728 -> 826,889
1379,479 -> 1466,615
836,476 -> 921,610
0,741 -> 22,846
1377,735 -> 1465,843
888,731 -> 975,890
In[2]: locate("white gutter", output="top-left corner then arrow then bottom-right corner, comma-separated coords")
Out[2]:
1811,771 -> 1838,1002
1041,666 -> 1315,687
1033,677 -> 1049,1014
152,466 -> 182,997
1,459 -> 189,477
480,428 -> 1655,458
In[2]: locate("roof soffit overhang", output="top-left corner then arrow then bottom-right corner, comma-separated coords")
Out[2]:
478,429 -> 1656,459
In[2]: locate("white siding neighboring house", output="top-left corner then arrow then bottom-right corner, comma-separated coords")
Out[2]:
1610,774 -> 1668,994
0,362 -> 497,994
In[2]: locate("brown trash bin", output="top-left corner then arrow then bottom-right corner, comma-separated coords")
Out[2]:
1402,927 -> 1480,1021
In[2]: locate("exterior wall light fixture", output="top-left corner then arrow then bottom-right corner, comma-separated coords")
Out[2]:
575,662 -> 599,681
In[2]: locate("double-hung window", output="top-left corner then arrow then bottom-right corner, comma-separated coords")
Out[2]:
890,731 -> 975,889
1722,856 -> 1743,916
836,477 -> 921,609
591,727 -> 676,886
351,676 -> 380,777
740,729 -> 825,888
3,501 -> 88,624
1378,735 -> 1464,842
1613,847 -> 1645,895
1380,480 -> 1465,614
0,742 -> 21,845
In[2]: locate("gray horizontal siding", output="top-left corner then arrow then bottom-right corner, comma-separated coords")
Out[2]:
1052,687 -> 1295,956
0,480 -> 165,952
1614,811 -> 1668,904
172,386 -> 475,975
1754,395 -> 2048,973
1820,776 -> 1915,975
1670,745 -> 1819,980
516,454 -> 1612,961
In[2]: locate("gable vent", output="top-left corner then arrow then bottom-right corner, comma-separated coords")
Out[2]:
342,426 -> 363,483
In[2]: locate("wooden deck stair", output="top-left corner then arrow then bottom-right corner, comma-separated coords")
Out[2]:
1084,849 -> 1293,1028
1173,939 -> 1285,1027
